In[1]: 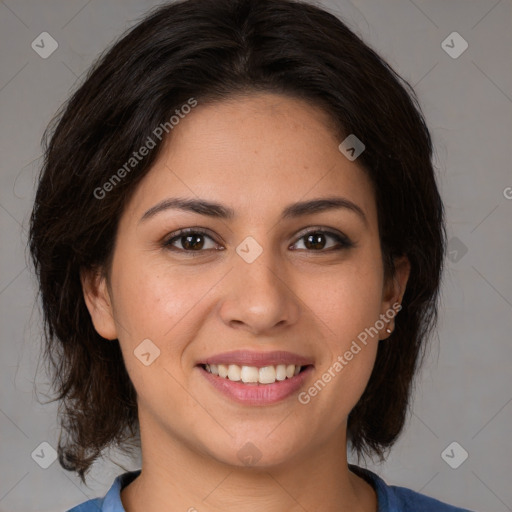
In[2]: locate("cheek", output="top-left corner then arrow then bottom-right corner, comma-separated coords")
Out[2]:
107,260 -> 224,435
110,254 -> 222,352
109,260 -> 208,396
305,256 -> 383,394
307,279 -> 381,417
311,261 -> 383,336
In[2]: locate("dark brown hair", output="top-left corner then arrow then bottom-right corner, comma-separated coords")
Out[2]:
29,0 -> 446,484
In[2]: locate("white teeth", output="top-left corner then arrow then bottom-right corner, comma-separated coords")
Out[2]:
204,363 -> 304,384
276,364 -> 287,381
228,364 -> 241,381
241,365 -> 259,383
218,364 -> 228,378
258,366 -> 277,384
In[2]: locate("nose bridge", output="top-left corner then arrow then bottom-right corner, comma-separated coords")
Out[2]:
219,240 -> 299,333
239,250 -> 281,298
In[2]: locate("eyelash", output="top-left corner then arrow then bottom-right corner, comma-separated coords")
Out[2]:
162,227 -> 355,255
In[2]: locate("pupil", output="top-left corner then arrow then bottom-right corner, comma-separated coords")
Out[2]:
184,234 -> 203,250
306,233 -> 325,250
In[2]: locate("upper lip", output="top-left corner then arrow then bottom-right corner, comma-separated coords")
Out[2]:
197,350 -> 314,367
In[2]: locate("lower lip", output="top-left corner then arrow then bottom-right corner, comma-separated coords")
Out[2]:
198,365 -> 314,405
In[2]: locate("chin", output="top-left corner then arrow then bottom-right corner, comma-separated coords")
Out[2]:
198,432 -> 307,470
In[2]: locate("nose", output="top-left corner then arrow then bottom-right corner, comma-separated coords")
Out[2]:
218,248 -> 300,336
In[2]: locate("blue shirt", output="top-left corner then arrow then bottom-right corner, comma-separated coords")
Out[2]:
67,464 -> 475,511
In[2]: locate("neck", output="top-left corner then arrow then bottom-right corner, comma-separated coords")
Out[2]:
120,414 -> 377,512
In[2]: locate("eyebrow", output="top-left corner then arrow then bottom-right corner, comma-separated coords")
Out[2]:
140,196 -> 367,226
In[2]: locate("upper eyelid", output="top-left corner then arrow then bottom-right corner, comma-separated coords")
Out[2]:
164,227 -> 220,244
292,226 -> 348,240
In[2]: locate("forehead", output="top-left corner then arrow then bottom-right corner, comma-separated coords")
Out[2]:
124,93 -> 377,226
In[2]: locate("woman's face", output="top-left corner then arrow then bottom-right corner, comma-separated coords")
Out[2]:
83,92 -> 409,468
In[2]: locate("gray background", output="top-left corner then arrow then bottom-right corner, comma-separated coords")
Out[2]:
0,0 -> 511,511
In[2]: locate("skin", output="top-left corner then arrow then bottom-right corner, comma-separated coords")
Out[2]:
82,92 -> 410,512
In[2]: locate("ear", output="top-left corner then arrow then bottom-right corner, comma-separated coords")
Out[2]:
379,255 -> 411,339
80,267 -> 118,340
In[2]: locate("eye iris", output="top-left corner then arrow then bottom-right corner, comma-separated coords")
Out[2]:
305,233 -> 326,250
182,234 -> 204,250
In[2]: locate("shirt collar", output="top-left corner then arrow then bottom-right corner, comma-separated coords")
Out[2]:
103,465 -> 391,511
102,469 -> 141,511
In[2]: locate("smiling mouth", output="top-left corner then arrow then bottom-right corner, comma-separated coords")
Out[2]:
200,363 -> 312,385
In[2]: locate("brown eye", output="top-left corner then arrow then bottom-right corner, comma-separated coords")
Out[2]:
164,229 -> 219,252
292,230 -> 354,251
163,228 -> 354,255
304,233 -> 329,250
179,234 -> 206,250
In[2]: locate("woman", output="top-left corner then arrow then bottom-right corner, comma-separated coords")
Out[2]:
28,0 -> 476,510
